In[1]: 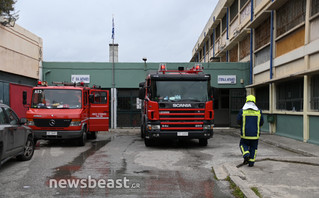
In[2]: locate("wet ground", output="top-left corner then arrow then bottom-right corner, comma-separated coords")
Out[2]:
0,130 -> 232,198
0,129 -> 308,197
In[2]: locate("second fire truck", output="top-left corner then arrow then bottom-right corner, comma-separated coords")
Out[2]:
139,64 -> 214,146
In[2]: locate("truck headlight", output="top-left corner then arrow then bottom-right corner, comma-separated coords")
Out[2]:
203,125 -> 214,130
147,124 -> 160,130
27,120 -> 34,126
70,120 -> 82,126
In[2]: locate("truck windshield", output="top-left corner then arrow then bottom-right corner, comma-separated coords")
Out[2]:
151,81 -> 210,102
31,89 -> 82,109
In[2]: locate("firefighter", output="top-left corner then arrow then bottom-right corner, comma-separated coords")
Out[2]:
237,95 -> 264,167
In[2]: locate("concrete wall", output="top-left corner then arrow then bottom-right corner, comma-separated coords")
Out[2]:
0,24 -> 43,79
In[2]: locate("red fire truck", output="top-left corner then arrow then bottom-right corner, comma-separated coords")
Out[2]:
139,64 -> 214,147
23,81 -> 109,146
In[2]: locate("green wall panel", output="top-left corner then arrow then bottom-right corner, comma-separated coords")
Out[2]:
43,62 -> 250,89
260,114 -> 269,132
308,116 -> 319,145
276,115 -> 303,141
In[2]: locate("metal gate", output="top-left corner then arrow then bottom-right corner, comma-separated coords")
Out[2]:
117,89 -> 141,127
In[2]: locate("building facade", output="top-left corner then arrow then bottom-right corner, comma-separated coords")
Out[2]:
192,0 -> 319,145
0,23 -> 43,117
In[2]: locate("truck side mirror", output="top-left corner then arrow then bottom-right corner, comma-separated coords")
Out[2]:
139,82 -> 145,88
23,91 -> 27,105
89,94 -> 94,103
138,88 -> 145,100
20,118 -> 27,125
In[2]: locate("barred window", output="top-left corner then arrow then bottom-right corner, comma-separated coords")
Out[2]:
240,0 -> 249,9
230,0 -> 238,22
312,0 -> 319,16
256,86 -> 269,110
276,0 -> 306,37
210,32 -> 214,46
216,23 -> 221,39
255,17 -> 270,50
311,75 -> 319,111
222,14 -> 227,32
276,79 -> 303,111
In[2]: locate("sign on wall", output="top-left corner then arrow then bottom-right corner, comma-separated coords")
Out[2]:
71,75 -> 90,83
217,75 -> 237,84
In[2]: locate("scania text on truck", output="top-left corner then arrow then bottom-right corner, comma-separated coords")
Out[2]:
139,64 -> 214,147
23,81 -> 109,146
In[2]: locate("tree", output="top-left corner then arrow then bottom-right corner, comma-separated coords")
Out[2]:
0,0 -> 17,17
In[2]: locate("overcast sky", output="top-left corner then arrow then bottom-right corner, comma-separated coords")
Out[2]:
15,0 -> 217,63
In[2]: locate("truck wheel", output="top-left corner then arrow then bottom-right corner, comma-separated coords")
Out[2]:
88,132 -> 97,140
17,136 -> 35,161
91,132 -> 97,139
144,138 -> 153,147
78,128 -> 87,146
140,125 -> 145,139
199,139 -> 208,146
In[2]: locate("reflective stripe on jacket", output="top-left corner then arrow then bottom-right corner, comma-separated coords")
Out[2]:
237,108 -> 263,140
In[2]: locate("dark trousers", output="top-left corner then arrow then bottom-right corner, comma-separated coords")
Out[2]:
239,138 -> 258,165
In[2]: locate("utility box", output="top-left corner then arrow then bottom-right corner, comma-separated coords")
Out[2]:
267,114 -> 276,123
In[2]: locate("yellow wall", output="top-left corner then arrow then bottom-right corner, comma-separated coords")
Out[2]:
0,24 -> 42,79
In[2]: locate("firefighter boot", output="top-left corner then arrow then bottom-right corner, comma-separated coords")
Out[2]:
243,156 -> 250,165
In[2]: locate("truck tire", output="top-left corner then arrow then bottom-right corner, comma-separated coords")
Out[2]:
144,138 -> 153,147
78,128 -> 87,146
88,131 -> 97,140
199,139 -> 208,146
17,136 -> 35,161
140,125 -> 145,139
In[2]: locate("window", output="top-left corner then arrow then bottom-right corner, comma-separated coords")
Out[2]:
276,0 -> 306,37
311,75 -> 319,111
92,91 -> 108,104
255,18 -> 270,50
4,108 -> 19,125
239,35 -> 250,60
222,15 -> 227,32
256,86 -> 269,110
210,33 -> 214,46
216,23 -> 221,39
229,44 -> 238,62
311,0 -> 319,16
230,0 -> 238,22
276,79 -> 303,111
0,108 -> 7,124
240,0 -> 249,9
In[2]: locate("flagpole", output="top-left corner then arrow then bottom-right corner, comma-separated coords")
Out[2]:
111,15 -> 116,129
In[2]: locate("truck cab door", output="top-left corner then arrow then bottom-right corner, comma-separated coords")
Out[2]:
89,90 -> 109,132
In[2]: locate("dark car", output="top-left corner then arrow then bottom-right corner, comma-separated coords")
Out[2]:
0,103 -> 34,167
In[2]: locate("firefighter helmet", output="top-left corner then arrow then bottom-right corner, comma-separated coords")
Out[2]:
246,95 -> 256,103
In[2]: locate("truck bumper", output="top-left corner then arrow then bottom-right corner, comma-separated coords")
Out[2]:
145,130 -> 213,140
33,130 -> 82,140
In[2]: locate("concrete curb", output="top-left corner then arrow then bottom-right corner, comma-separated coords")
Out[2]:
229,175 -> 259,198
214,163 -> 259,198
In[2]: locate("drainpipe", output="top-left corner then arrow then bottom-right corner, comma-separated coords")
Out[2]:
249,0 -> 254,84
213,28 -> 215,57
226,7 -> 229,40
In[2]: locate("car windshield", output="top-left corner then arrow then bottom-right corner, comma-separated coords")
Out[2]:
31,89 -> 82,109
150,80 -> 209,102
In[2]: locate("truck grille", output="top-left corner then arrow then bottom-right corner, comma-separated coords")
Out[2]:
159,108 -> 205,131
34,119 -> 72,127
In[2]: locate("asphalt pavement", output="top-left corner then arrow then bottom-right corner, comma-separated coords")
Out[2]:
213,129 -> 319,198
